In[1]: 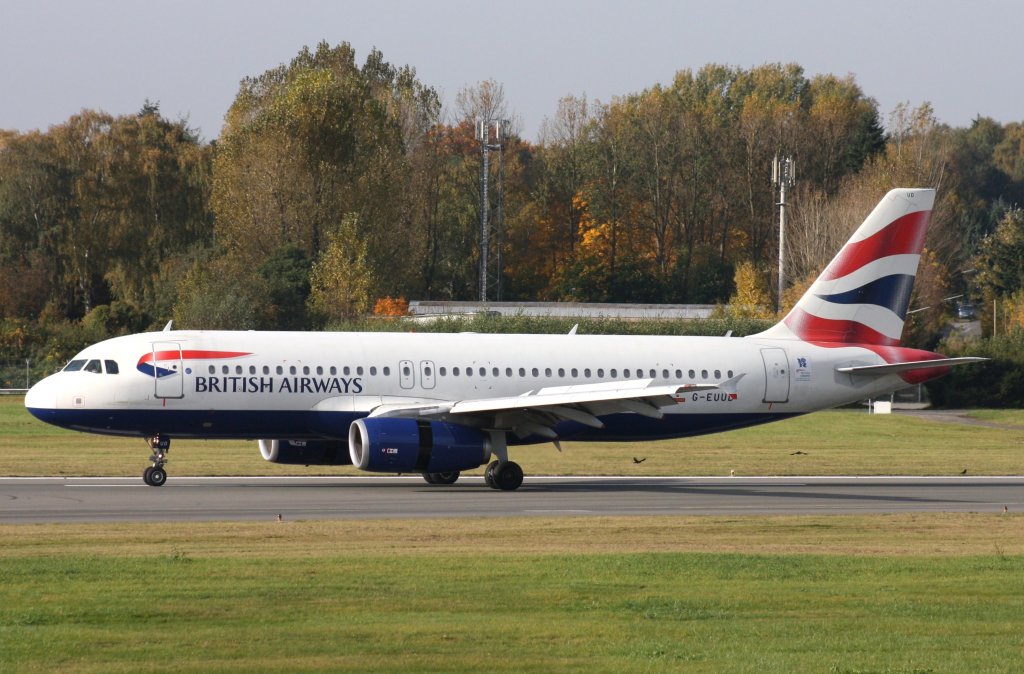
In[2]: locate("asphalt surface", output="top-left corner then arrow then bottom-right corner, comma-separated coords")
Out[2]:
2,476 -> 1022,523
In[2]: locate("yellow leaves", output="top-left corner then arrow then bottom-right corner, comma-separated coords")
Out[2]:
729,261 -> 774,319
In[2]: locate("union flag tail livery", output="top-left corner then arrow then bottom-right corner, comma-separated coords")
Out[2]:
759,188 -> 933,346
25,188 -> 984,490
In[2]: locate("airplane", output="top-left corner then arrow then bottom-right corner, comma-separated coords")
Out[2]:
25,188 -> 984,490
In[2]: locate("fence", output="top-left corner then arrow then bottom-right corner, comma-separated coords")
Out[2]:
0,360 -> 34,393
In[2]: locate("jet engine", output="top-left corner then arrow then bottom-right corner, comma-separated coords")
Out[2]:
258,439 -> 352,465
348,417 -> 491,474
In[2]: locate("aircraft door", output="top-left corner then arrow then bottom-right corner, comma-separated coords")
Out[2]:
760,347 -> 790,403
152,342 -> 185,399
399,360 -> 415,389
420,360 -> 436,389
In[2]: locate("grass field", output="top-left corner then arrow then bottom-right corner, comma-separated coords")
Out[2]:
3,396 -> 1022,477
2,515 -> 1024,673
4,396 -> 1024,671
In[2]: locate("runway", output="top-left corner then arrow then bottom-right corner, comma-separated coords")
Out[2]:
2,475 -> 1023,523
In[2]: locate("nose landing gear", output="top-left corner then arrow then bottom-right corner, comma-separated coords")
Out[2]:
143,435 -> 169,487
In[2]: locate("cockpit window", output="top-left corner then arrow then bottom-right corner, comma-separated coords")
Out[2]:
64,360 -> 86,372
84,359 -> 102,374
105,360 -> 120,375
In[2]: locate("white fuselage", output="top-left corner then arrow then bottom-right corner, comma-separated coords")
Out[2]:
25,329 -> 908,442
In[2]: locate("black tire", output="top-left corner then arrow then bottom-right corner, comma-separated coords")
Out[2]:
493,461 -> 524,491
142,466 -> 154,486
429,471 -> 460,485
147,466 -> 167,487
421,472 -> 437,484
484,460 -> 500,489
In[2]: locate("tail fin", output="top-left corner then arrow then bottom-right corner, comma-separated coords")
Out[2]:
756,188 -> 935,346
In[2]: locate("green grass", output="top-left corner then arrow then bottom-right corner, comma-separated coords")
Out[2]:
964,409 -> 1024,427
2,515 -> 1023,673
3,396 -> 1022,477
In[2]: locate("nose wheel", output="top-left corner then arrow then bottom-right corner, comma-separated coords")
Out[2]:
143,435 -> 170,487
143,465 -> 167,487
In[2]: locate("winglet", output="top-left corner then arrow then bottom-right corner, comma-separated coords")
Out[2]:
163,320 -> 174,332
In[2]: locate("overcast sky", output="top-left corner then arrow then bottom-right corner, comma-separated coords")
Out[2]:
2,0 -> 1021,143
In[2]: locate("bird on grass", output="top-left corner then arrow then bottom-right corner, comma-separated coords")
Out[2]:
790,451 -> 808,455
960,469 -> 968,475
632,457 -> 647,464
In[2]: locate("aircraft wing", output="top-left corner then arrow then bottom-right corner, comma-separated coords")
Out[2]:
367,375 -> 744,440
836,357 -> 987,376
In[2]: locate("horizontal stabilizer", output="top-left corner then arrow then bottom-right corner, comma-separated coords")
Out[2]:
836,357 -> 987,376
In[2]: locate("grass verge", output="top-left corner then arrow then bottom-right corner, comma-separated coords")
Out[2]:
1,514 -> 1023,673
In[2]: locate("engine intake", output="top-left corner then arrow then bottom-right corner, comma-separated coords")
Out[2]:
258,439 -> 352,465
348,418 -> 491,474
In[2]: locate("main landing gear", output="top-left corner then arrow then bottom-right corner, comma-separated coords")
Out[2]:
483,460 -> 524,491
143,435 -> 169,487
422,471 -> 461,485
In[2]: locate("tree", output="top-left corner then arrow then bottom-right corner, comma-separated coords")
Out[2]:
307,214 -> 375,324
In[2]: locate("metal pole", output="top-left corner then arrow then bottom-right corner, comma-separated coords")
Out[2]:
778,178 -> 786,314
480,143 -> 490,302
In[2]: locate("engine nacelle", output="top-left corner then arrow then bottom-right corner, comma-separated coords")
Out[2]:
258,439 -> 352,465
348,417 -> 491,474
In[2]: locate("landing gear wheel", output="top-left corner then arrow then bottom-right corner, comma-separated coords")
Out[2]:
143,465 -> 167,487
484,460 -> 500,488
423,471 -> 460,485
491,461 -> 524,491
143,435 -> 170,487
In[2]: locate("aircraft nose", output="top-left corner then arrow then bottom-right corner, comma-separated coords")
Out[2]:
24,376 -> 58,423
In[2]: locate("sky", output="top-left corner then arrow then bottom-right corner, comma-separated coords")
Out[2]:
2,0 -> 1022,143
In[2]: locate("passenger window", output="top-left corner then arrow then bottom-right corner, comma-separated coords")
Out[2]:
302,366 -> 309,375
357,366 -> 364,375
519,367 -> 526,377
584,368 -> 591,378
505,367 -> 512,377
571,368 -> 578,378
623,369 -> 630,378
558,368 -> 565,377
439,367 -> 447,376
316,366 -> 323,375
466,368 -> 473,377
383,366 -> 391,376
85,360 -> 102,373
264,366 -> 271,375
544,368 -> 552,377
479,367 -> 486,376
105,360 -> 119,375
728,370 -> 734,378
276,366 -> 283,375
532,368 -> 539,377
675,369 -> 682,379
64,360 -> 86,372
329,366 -> 336,375
249,366 -> 256,375
701,370 -> 708,379
237,366 -> 244,375
714,369 -> 721,379
597,369 -> 604,378
688,369 -> 695,379
649,369 -> 656,378
343,366 -> 351,375
222,365 -> 229,374
610,369 -> 617,378
289,366 -> 296,375
453,367 -> 460,376
370,366 -> 378,376
491,367 -> 498,377
402,365 -> 411,376
208,365 -> 215,374
662,369 -> 669,379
